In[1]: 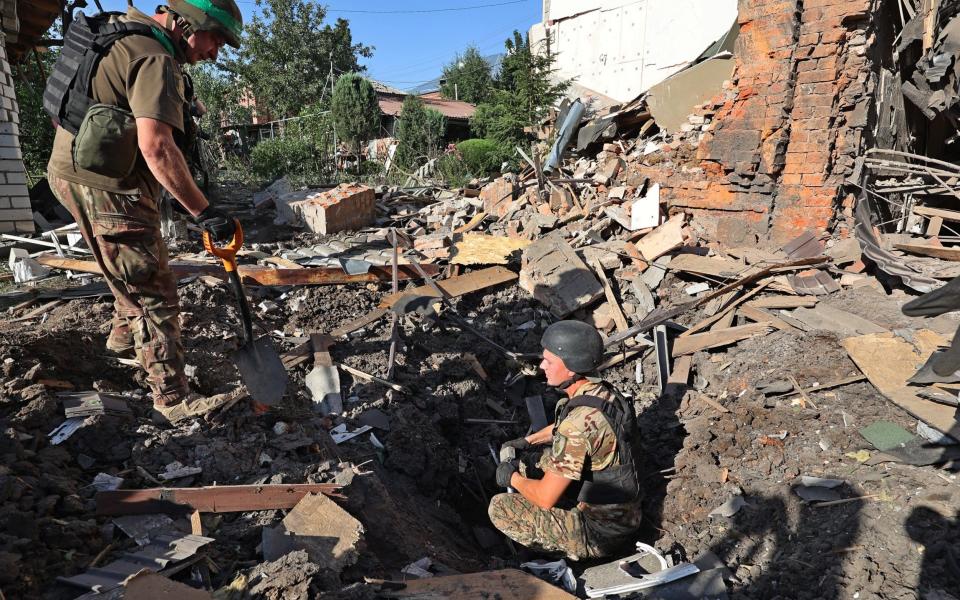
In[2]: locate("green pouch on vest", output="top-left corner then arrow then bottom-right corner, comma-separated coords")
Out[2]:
72,103 -> 138,178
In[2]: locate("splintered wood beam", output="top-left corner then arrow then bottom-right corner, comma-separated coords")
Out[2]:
378,265 -> 517,307
894,242 -> 960,261
745,296 -> 818,309
671,323 -> 773,356
96,484 -> 342,516
34,255 -> 437,286
912,205 -> 960,222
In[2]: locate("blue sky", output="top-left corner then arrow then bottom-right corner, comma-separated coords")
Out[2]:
95,0 -> 542,90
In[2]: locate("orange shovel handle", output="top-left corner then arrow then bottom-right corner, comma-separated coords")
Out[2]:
202,219 -> 244,272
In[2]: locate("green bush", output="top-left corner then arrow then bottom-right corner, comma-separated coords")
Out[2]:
248,108 -> 338,185
250,136 -> 317,182
434,152 -> 471,188
456,138 -> 511,176
395,96 -> 447,172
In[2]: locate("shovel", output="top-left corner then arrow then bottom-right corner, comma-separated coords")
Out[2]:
305,333 -> 343,415
203,222 -> 288,407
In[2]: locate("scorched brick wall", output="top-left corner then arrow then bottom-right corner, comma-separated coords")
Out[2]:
640,0 -> 876,246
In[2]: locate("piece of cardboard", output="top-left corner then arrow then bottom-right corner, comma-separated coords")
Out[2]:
842,330 -> 960,439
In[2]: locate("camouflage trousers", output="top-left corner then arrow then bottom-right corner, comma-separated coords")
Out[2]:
49,174 -> 188,406
489,492 -> 643,560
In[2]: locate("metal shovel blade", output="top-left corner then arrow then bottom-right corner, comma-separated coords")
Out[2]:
306,364 -> 342,415
232,337 -> 288,406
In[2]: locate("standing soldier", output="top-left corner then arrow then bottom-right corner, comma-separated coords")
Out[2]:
44,1 -> 243,423
489,320 -> 644,559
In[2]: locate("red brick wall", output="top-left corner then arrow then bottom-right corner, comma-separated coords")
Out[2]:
640,0 -> 875,246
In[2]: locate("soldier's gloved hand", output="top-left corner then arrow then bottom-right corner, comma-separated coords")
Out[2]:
195,205 -> 236,242
496,460 -> 518,488
502,437 -> 531,451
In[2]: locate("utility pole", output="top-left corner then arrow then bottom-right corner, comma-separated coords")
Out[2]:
454,82 -> 459,101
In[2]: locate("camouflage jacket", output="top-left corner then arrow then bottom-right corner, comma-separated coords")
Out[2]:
537,382 -> 643,538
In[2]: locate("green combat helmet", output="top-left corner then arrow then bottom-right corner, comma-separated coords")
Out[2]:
168,0 -> 243,48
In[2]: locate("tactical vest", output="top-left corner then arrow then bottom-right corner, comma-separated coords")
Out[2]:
555,385 -> 640,505
43,12 -> 163,135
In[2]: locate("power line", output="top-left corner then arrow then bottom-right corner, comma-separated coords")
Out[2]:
367,29 -> 513,81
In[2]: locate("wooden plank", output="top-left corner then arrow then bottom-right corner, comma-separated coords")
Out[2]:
668,354 -> 692,385
591,258 -> 629,332
667,253 -> 745,278
926,215 -> 944,237
672,323 -> 772,356
605,256 -> 829,347
711,308 -> 736,331
96,484 -> 341,516
912,205 -> 960,222
746,296 -> 818,309
454,211 -> 487,234
680,281 -> 770,338
379,266 -> 517,308
842,330 -> 960,439
327,267 -> 516,345
261,256 -> 304,269
774,374 -> 867,398
894,242 -> 960,261
34,255 -> 437,286
738,304 -> 797,331
383,569 -> 576,600
9,299 -> 65,323
635,213 -> 685,261
789,305 -> 887,336
330,308 -> 390,339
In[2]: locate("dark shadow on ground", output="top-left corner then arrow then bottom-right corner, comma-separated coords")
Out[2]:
905,506 -> 960,597
704,489 -> 864,599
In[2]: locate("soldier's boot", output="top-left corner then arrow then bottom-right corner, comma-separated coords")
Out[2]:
152,387 -> 248,425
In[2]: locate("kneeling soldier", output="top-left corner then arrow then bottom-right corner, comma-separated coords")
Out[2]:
489,320 -> 643,559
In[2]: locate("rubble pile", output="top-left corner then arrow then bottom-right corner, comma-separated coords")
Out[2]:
6,1 -> 960,598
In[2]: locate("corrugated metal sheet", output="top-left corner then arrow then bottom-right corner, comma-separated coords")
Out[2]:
58,532 -> 214,592
854,192 -> 941,293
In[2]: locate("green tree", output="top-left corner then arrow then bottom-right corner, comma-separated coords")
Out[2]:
439,46 -> 493,104
188,63 -> 250,132
330,73 -> 379,153
470,30 -> 568,147
223,0 -> 372,119
394,96 -> 446,171
15,48 -> 58,179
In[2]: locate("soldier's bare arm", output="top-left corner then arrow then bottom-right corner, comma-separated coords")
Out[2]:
526,423 -> 555,446
511,470 -> 572,509
137,116 -> 209,216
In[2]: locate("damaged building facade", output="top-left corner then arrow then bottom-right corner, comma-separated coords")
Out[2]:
535,0 -> 914,247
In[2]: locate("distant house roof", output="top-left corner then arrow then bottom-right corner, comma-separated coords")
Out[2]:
378,93 -> 476,121
369,80 -> 408,95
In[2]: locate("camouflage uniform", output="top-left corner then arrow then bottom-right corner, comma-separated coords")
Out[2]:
46,7 -> 191,407
49,175 -> 188,406
489,382 -> 643,559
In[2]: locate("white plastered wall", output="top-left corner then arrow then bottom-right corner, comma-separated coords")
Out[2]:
532,0 -> 738,104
